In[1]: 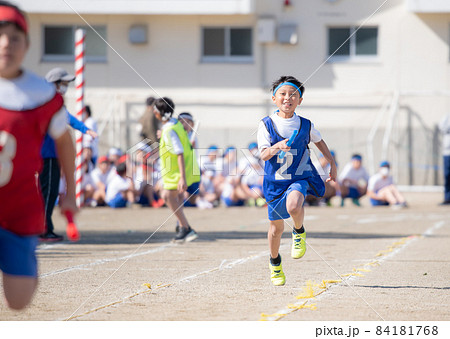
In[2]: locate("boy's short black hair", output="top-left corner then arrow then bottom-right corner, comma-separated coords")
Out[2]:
116,162 -> 126,175
146,96 -> 156,106
0,1 -> 28,34
154,97 -> 175,119
270,75 -> 305,97
84,105 -> 92,117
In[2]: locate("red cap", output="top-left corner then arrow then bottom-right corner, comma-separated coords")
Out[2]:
98,156 -> 109,164
118,155 -> 127,164
0,6 -> 28,34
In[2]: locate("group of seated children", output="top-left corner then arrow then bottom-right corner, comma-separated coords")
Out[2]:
77,145 -> 164,209
75,110 -> 406,209
317,153 -> 408,208
198,142 -> 266,208
76,109 -> 266,209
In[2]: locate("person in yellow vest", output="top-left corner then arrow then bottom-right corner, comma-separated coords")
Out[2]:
154,97 -> 200,242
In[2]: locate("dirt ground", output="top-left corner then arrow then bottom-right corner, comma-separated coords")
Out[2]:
1,192 -> 449,322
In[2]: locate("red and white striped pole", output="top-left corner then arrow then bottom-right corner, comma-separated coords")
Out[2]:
74,28 -> 86,207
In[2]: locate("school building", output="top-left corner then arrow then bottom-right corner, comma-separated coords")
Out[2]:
17,0 -> 450,185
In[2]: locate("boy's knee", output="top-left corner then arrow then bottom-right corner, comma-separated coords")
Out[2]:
269,223 -> 284,237
269,228 -> 283,238
286,197 -> 304,215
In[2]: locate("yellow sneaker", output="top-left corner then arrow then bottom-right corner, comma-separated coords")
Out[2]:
291,230 -> 306,259
269,262 -> 286,286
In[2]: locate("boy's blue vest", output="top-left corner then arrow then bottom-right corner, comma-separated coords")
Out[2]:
262,115 -> 325,203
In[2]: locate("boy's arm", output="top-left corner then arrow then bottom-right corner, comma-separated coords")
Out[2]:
68,111 -> 88,134
260,139 -> 290,161
314,140 -> 337,182
68,112 -> 98,139
177,153 -> 187,193
366,188 -> 378,200
257,120 -> 290,161
54,130 -> 78,215
366,179 -> 381,200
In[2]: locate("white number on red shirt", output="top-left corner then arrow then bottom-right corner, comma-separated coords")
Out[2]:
0,131 -> 17,187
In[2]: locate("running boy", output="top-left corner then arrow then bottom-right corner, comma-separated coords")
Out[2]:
154,98 -> 200,242
257,75 -> 337,286
0,1 -> 77,309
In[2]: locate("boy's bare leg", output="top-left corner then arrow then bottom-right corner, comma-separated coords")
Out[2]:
286,190 -> 305,229
230,184 -> 248,201
377,186 -> 398,205
162,189 -> 189,228
126,190 -> 135,203
3,274 -> 37,310
268,219 -> 284,259
93,189 -> 106,204
390,185 -> 406,203
143,184 -> 155,205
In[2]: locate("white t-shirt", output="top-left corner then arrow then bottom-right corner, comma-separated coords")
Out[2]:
238,153 -> 264,176
242,167 -> 263,187
368,173 -> 394,193
200,157 -> 220,176
338,163 -> 370,186
257,112 -> 322,153
83,116 -> 99,158
216,157 -> 238,177
105,174 -> 131,203
91,167 -> 115,187
162,118 -> 183,155
0,69 -> 67,139
81,171 -> 95,190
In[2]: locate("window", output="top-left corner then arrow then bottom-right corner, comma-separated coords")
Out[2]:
202,27 -> 253,63
43,25 -> 107,62
328,27 -> 378,61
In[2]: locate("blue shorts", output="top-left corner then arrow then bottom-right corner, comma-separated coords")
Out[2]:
107,193 -> 127,208
268,180 -> 309,221
370,198 -> 390,206
137,194 -> 149,206
183,199 -> 196,207
186,181 -> 200,196
0,227 -> 38,277
347,187 -> 361,199
221,196 -> 245,207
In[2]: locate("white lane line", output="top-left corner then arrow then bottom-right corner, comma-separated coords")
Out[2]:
40,244 -> 174,278
61,244 -> 289,321
38,212 -> 440,278
37,243 -> 66,251
52,215 -> 448,319
262,220 -> 447,321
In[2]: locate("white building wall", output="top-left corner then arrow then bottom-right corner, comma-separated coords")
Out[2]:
17,0 -> 450,184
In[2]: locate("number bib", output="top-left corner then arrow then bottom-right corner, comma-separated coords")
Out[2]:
261,115 -> 325,203
0,93 -> 63,236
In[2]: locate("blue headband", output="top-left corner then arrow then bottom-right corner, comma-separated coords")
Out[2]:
273,82 -> 302,96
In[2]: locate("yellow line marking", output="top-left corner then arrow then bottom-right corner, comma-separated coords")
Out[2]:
64,247 -> 280,320
288,303 -> 317,311
259,234 -> 419,321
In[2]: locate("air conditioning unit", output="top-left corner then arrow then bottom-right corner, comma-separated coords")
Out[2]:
257,17 -> 276,43
278,23 -> 298,45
